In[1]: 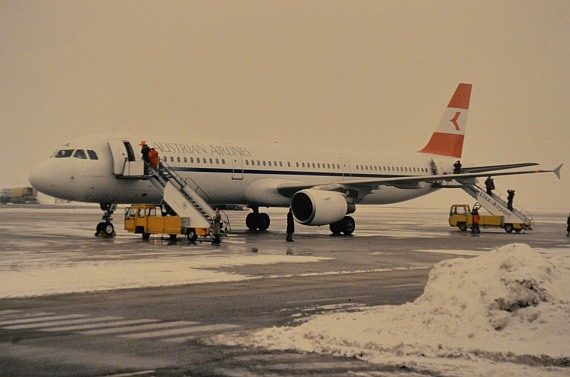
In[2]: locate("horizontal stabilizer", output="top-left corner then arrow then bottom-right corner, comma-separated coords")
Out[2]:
461,163 -> 539,174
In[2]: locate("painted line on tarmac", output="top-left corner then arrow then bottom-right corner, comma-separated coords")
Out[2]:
121,323 -> 241,340
81,320 -> 198,336
0,314 -> 88,327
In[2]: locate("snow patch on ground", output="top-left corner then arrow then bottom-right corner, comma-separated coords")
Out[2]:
215,244 -> 570,376
0,254 -> 329,298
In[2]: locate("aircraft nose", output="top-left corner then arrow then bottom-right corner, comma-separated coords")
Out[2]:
29,161 -> 53,194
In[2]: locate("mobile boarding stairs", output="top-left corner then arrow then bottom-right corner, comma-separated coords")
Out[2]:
448,179 -> 533,231
114,157 -> 228,238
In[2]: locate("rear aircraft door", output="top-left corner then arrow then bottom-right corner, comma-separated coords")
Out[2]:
108,139 -> 143,176
232,155 -> 244,180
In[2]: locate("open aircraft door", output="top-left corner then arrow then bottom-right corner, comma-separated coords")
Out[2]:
108,139 -> 143,177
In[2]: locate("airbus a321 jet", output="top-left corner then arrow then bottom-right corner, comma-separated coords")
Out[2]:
29,83 -> 562,237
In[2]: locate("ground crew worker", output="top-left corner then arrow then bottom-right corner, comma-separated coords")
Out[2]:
454,160 -> 462,174
148,148 -> 159,169
471,207 -> 480,234
286,208 -> 295,242
212,208 -> 221,245
485,177 -> 495,196
507,189 -> 515,210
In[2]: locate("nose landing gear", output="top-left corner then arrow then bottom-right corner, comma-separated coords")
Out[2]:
95,203 -> 117,238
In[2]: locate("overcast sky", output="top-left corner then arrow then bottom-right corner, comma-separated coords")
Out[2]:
1,0 -> 569,210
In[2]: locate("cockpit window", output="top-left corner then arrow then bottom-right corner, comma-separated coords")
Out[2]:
87,150 -> 98,160
73,149 -> 88,159
53,149 -> 74,158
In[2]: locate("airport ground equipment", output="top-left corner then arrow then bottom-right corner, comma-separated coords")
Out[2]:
457,181 -> 533,230
124,204 -> 210,242
0,186 -> 38,204
449,204 -> 528,233
111,148 -> 229,238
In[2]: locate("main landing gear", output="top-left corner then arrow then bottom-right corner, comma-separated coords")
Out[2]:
246,207 -> 270,231
95,203 -> 117,238
329,216 -> 355,236
245,207 -> 356,236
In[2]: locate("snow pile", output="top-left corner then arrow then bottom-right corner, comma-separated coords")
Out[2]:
217,244 -> 570,376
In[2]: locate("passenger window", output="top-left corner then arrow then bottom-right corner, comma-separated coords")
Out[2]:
73,149 -> 87,159
54,149 -> 74,158
87,150 -> 98,160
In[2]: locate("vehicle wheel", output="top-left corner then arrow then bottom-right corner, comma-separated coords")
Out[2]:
329,221 -> 342,235
504,224 -> 514,233
142,233 -> 151,240
458,223 -> 467,232
186,228 -> 198,242
246,213 -> 258,230
257,213 -> 270,231
341,216 -> 355,235
515,228 -> 522,233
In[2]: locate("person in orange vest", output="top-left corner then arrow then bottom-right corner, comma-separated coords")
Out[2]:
148,148 -> 159,169
471,207 -> 480,234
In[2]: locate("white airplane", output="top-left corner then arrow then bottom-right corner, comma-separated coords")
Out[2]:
29,83 -> 562,237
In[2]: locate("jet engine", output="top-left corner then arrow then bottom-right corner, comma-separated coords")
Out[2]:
291,189 -> 354,226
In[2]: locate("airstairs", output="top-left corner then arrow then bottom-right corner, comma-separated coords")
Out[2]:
146,162 -> 228,233
458,181 -> 533,229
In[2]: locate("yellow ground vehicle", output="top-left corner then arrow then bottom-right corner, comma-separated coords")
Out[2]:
449,204 -> 526,233
124,205 -> 210,241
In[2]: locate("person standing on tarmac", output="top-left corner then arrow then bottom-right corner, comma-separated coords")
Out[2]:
471,207 -> 480,234
212,208 -> 222,245
286,208 -> 295,242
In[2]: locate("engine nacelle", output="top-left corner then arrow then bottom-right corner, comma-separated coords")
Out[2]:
291,189 -> 353,226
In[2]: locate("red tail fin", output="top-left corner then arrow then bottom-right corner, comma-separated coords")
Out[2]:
419,83 -> 472,158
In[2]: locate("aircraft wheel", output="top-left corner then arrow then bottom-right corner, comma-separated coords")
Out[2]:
246,213 -> 258,230
329,221 -> 343,235
257,213 -> 270,231
95,222 -> 105,236
341,216 -> 355,235
103,222 -> 115,237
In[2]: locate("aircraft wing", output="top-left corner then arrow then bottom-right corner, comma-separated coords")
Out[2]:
277,164 -> 563,198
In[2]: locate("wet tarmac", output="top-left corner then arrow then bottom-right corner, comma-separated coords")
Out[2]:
0,204 -> 568,376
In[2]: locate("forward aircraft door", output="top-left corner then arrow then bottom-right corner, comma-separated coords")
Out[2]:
108,139 -> 143,176
232,155 -> 244,180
